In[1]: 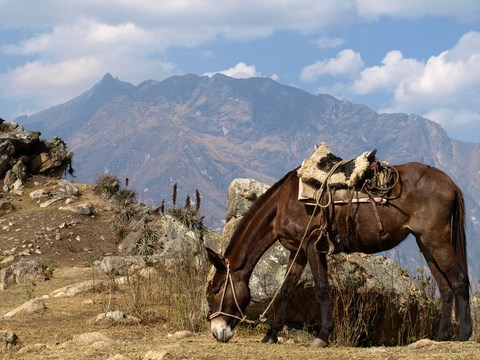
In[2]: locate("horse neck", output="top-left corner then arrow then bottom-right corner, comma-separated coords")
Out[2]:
224,184 -> 284,280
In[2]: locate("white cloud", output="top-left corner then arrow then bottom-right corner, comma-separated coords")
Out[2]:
0,1 -> 357,37
346,31 -> 480,139
311,35 -> 345,48
393,32 -> 480,112
352,50 -> 424,94
357,0 -> 480,22
204,62 -> 259,79
300,49 -> 364,82
3,20 -> 155,58
0,18 -> 175,110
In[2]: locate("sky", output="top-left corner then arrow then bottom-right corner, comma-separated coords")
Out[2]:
1,1 -> 480,142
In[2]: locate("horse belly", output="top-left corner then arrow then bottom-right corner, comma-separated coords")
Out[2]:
335,203 -> 410,253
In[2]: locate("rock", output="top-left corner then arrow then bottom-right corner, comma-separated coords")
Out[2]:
26,298 -> 47,314
3,298 -> 47,318
3,160 -> 28,190
0,258 -> 49,290
13,178 -> 24,190
30,137 -> 74,175
61,331 -> 113,349
58,179 -> 79,195
169,330 -> 194,339
143,350 -> 168,360
0,255 -> 15,266
29,189 -> 50,199
106,354 -> 127,360
94,311 -> 141,325
50,280 -> 106,298
118,231 -> 141,255
40,197 -> 63,208
0,331 -> 20,350
0,121 -> 74,185
17,343 -> 48,354
0,200 -> 15,216
74,203 -> 93,215
100,256 -> 147,276
226,178 -> 269,222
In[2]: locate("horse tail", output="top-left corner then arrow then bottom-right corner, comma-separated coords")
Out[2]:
451,183 -> 469,282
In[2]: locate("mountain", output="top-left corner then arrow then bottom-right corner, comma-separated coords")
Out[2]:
13,73 -> 480,280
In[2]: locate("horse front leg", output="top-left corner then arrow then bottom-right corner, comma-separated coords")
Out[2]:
262,251 -> 307,344
305,243 -> 333,348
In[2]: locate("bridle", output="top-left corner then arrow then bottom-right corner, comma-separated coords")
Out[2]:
208,259 -> 250,323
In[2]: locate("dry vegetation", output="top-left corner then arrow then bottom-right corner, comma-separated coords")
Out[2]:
0,175 -> 479,359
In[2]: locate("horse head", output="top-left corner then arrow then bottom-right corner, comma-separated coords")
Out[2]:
205,247 -> 251,343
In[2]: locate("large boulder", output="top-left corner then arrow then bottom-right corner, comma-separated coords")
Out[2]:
0,118 -> 74,191
224,177 -> 438,346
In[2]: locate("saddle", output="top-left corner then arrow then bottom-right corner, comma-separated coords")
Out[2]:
297,142 -> 389,204
296,143 -> 396,254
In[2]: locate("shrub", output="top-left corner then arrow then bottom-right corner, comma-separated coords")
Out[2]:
94,174 -> 120,197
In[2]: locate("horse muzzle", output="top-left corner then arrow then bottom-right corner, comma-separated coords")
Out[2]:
211,317 -> 234,343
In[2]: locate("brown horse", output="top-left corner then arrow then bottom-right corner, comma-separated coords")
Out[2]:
205,162 -> 471,347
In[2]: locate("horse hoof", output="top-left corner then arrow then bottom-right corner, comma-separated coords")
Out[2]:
261,335 -> 277,344
310,338 -> 328,348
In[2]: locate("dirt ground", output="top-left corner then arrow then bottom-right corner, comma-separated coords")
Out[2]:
0,175 -> 119,268
1,176 -> 480,359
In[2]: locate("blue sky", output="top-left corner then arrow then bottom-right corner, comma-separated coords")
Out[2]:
1,1 -> 480,142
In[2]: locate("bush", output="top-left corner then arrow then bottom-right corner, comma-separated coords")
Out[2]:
94,174 -> 120,197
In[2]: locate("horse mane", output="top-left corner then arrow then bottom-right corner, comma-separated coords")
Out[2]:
224,167 -> 299,255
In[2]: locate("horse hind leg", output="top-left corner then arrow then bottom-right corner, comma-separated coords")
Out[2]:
262,251 -> 307,344
416,233 -> 471,341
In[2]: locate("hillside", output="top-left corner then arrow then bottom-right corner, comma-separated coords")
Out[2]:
13,73 -> 480,279
0,175 -> 118,268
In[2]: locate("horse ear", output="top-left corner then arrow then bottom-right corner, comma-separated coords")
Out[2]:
205,247 -> 227,271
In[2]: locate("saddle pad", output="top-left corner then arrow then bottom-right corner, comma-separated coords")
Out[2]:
298,178 -> 386,205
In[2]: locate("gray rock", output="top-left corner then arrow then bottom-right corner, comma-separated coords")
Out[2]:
94,311 -> 141,325
100,256 -> 146,276
74,203 -> 93,215
3,298 -> 47,318
118,231 -> 141,255
0,331 -> 20,350
58,179 -> 80,195
0,258 -> 48,290
50,280 -> 105,298
29,189 -> 51,199
226,178 -> 269,222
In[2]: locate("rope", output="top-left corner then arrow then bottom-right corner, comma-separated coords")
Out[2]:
257,159 -> 352,322
362,163 -> 399,200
